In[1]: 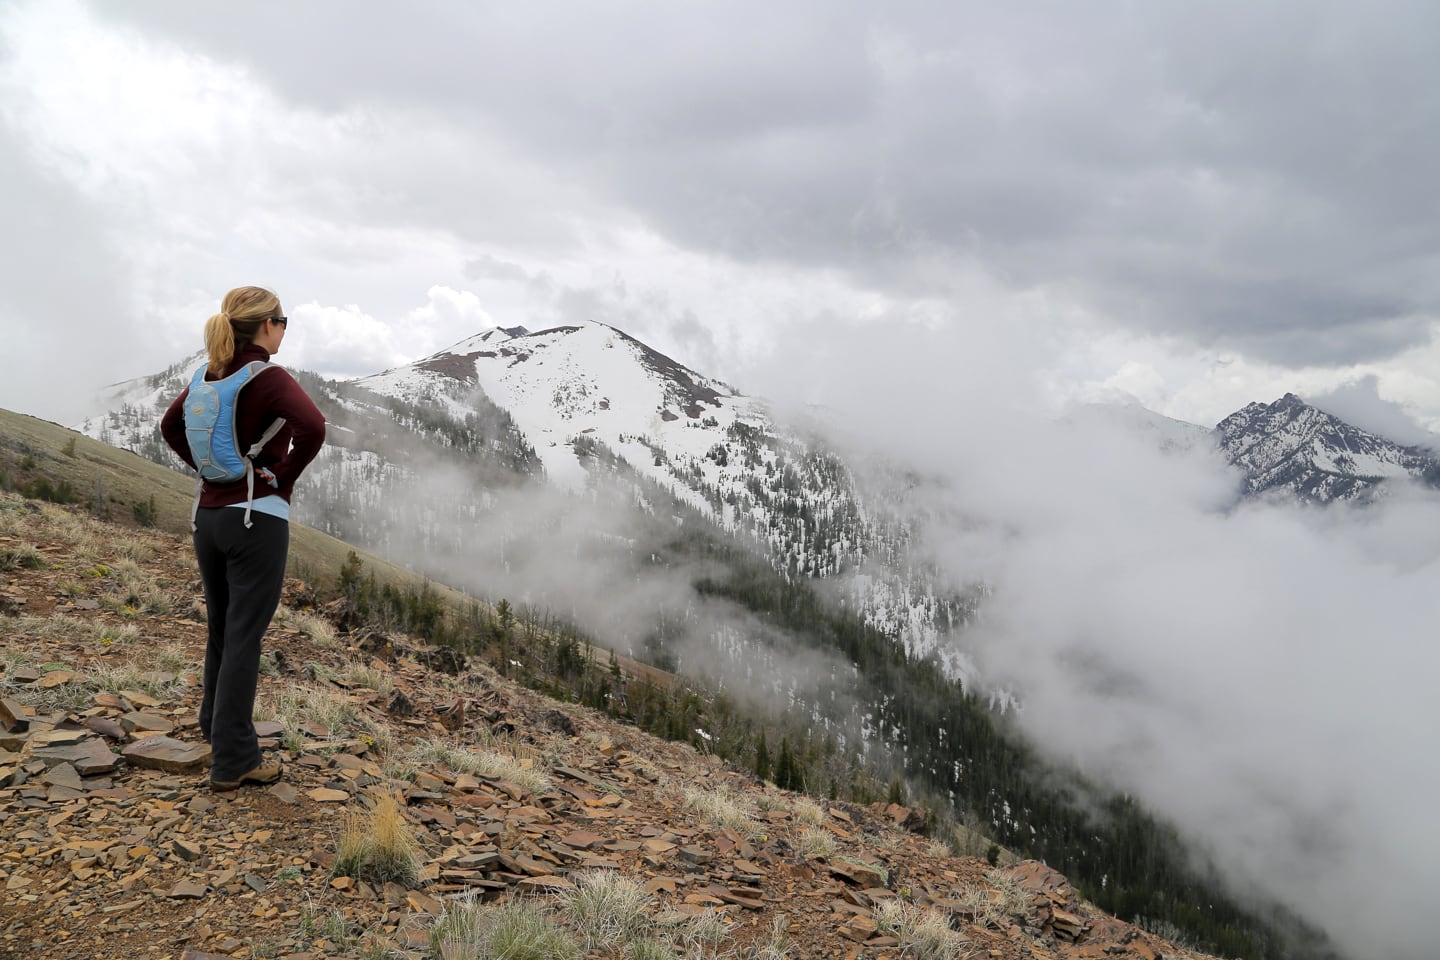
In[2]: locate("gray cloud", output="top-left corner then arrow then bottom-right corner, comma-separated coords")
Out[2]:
95,0 -> 1440,367
1309,374 -> 1440,449
0,121 -> 140,424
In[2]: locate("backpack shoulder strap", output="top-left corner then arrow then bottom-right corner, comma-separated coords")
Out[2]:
236,361 -> 285,529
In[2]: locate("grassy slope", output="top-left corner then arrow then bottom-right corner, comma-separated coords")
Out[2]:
0,407 -> 470,606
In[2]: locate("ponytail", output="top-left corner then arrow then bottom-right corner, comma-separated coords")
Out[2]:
204,311 -> 236,375
201,286 -> 281,375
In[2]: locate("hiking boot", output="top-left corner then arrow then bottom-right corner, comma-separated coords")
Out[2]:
211,759 -> 282,791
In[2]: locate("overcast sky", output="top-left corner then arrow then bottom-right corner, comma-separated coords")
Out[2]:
6,4 -> 1440,954
3,0 -> 1440,435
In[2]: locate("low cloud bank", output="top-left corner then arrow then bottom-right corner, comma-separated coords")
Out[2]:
317,439 -> 868,743
749,316 -> 1440,960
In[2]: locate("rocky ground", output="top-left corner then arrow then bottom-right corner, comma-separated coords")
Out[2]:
0,492 -> 1217,960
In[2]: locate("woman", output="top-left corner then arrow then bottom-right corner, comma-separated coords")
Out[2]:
161,286 -> 326,791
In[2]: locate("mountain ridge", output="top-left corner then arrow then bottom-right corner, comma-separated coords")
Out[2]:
1216,391 -> 1439,503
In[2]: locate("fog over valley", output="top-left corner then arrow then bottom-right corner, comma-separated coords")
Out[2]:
752,317 -> 1440,960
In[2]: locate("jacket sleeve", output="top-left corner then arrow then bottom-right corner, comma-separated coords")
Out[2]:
160,388 -> 197,470
253,370 -> 326,490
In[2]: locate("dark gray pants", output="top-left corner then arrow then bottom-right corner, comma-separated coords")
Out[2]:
192,508 -> 288,781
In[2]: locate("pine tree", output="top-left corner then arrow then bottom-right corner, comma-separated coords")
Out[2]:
754,731 -> 772,782
339,551 -> 363,599
774,736 -> 803,792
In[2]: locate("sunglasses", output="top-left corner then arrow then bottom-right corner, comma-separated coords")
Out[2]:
271,316 -> 288,327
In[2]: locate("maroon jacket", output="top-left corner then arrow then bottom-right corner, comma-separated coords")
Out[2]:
161,344 -> 326,510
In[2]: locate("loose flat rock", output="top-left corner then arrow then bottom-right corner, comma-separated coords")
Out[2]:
121,712 -> 175,735
0,698 -> 28,732
32,737 -> 119,776
172,839 -> 203,861
168,880 -> 208,899
268,782 -> 300,803
308,787 -> 349,802
28,729 -> 90,748
678,846 -> 715,865
84,716 -> 128,740
118,689 -> 162,709
560,830 -> 605,849
406,891 -> 445,915
41,762 -> 83,790
516,875 -> 575,893
829,860 -> 887,889
121,736 -> 211,774
267,782 -> 300,805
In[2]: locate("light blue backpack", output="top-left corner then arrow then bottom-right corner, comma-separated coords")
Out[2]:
182,362 -> 286,529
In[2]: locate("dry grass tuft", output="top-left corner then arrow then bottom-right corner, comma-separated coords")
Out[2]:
795,826 -> 837,860
274,605 -> 338,647
410,737 -> 552,795
430,897 -> 579,960
875,900 -> 975,960
0,542 -> 45,571
0,661 -> 95,714
624,937 -> 672,960
559,871 -> 653,948
950,870 -> 1032,928
676,910 -> 729,952
88,649 -> 189,702
755,791 -> 788,813
335,660 -> 395,695
333,793 -> 420,887
97,558 -> 175,615
789,797 -> 826,825
113,536 -> 161,563
755,914 -> 795,960
255,685 -> 372,754
983,868 -> 1032,918
682,785 -> 760,837
88,621 -> 143,646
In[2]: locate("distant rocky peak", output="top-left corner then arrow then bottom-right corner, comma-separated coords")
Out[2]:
1215,393 -> 1437,503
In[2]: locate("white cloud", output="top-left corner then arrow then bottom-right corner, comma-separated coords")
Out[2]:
401,285 -> 496,356
751,316 -> 1440,960
283,302 -> 412,380
1309,374 -> 1440,448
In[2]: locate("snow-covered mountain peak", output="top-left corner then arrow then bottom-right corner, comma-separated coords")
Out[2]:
356,320 -> 754,492
1216,393 -> 1438,502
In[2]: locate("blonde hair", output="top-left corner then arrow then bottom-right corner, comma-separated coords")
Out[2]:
204,286 -> 281,374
